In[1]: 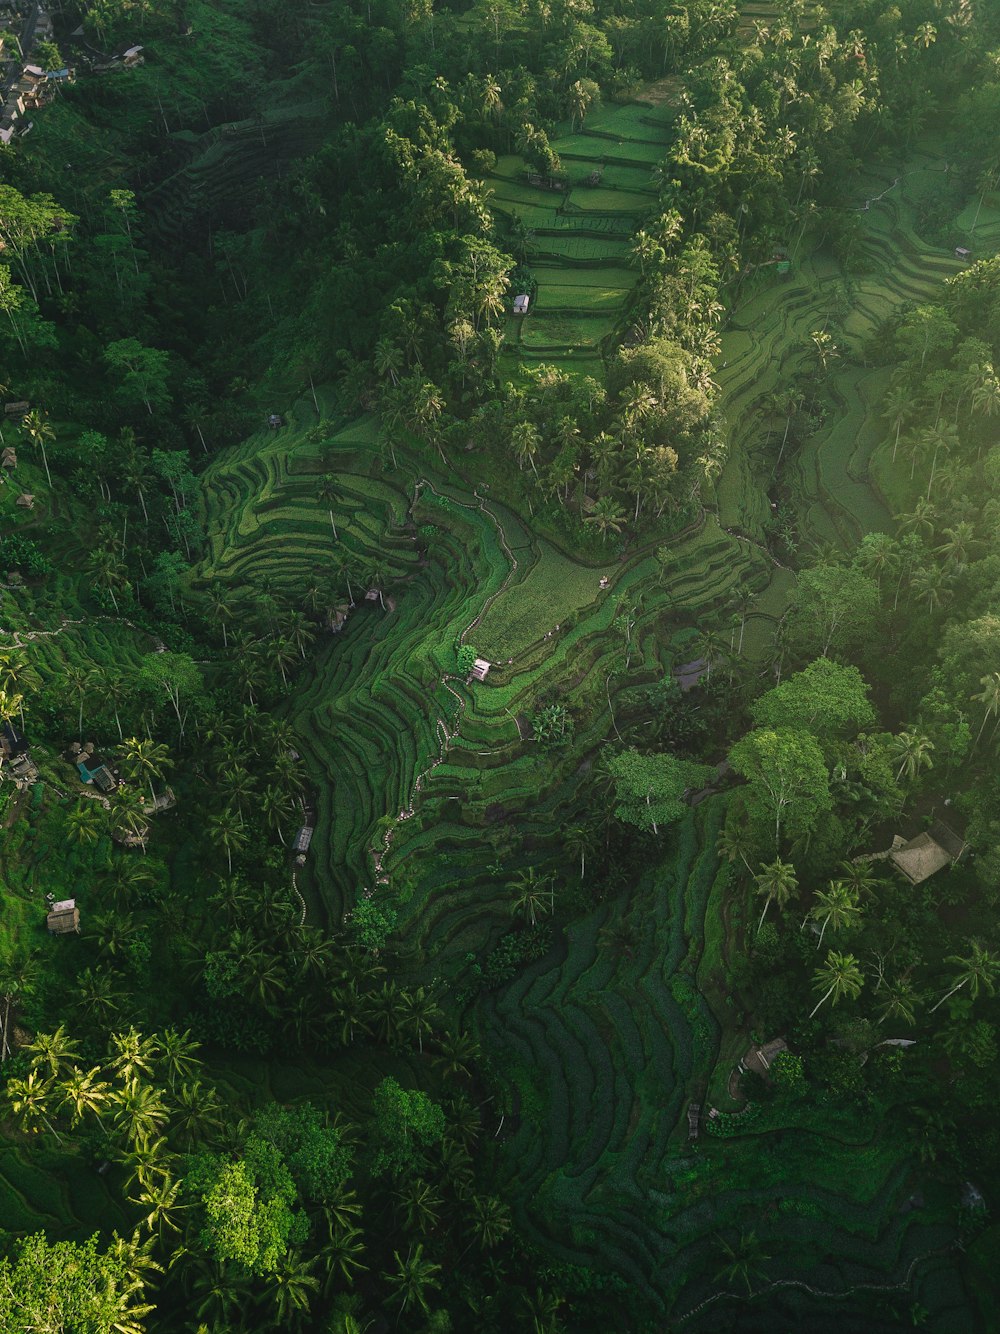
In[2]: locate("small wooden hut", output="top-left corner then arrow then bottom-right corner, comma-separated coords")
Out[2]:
46,899 -> 80,934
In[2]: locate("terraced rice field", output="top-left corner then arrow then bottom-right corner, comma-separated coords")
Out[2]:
483,806 -> 965,1326
192,407 -> 768,928
492,99 -> 673,370
716,146 -> 970,554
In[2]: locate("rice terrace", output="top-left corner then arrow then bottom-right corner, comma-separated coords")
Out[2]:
1,0 -> 999,1331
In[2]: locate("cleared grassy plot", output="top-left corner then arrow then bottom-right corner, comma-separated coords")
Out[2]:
519,312 -> 612,349
530,231 -> 631,258
563,187 -> 651,213
476,539 -> 614,659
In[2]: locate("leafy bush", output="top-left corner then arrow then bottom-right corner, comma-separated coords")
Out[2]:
0,536 -> 53,576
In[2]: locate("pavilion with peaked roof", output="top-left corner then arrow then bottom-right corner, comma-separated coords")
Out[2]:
889,821 -> 966,885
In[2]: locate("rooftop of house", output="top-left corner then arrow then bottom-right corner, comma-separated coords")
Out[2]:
890,834 -> 942,883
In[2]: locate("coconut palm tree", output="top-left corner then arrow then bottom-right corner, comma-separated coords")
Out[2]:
809,950 -> 864,1018
210,806 -> 248,874
971,673 -> 1000,749
25,1025 -> 81,1079
111,1077 -> 170,1146
262,784 -> 295,845
264,1250 -> 320,1325
564,822 -> 597,880
117,736 -> 172,806
875,978 -> 919,1027
753,858 -> 798,933
929,941 -> 1000,1014
382,1244 -> 442,1320
205,585 -> 234,648
172,1080 -> 224,1149
21,408 -> 55,487
807,881 -> 862,949
364,558 -> 392,611
332,550 -> 357,607
63,664 -> 95,739
131,1171 -> 187,1241
58,1065 -> 112,1127
400,984 -> 441,1055
65,800 -> 106,847
6,1069 -> 62,1140
889,729 -> 934,783
715,1229 -> 771,1295
318,474 -> 342,541
109,1028 -> 160,1082
157,1027 -> 202,1090
584,496 -> 627,541
508,866 -> 555,927
393,1177 -> 443,1233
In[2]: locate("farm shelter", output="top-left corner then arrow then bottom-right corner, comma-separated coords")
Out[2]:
890,822 -> 966,885
46,900 -> 80,934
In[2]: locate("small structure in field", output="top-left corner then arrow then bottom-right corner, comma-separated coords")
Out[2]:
267,413 -> 285,429
513,294 -> 530,315
16,493 -> 34,509
122,46 -> 144,68
739,1037 -> 788,1081
890,822 -> 965,884
687,1101 -> 701,1139
294,825 -> 313,854
4,402 -> 29,418
470,658 -> 491,682
71,743 -> 117,794
46,899 -> 80,934
364,588 -> 380,602
955,247 -> 972,260
2,447 -> 17,468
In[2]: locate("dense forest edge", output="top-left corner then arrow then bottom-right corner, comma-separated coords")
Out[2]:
2,0 -> 1000,1329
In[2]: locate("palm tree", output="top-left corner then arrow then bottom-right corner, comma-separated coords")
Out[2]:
807,881 -> 862,949
109,1028 -> 160,1082
753,858 -> 798,933
432,1029 -> 480,1081
971,673 -> 1000,749
158,1027 -> 202,1090
875,978 -> 919,1027
77,965 -> 126,1025
262,784 -> 295,845
584,496 -> 627,541
65,800 -> 105,847
264,1250 -> 320,1325
508,866 -> 555,927
564,823 -> 597,880
58,1065 -> 112,1127
117,736 -> 172,806
172,1080 -> 224,1149
25,1024 -> 81,1079
809,950 -> 864,1018
318,1219 -> 368,1292
63,664 -> 95,739
333,551 -> 357,606
715,1229 -> 771,1295
131,1171 -> 187,1241
470,1194 -> 512,1250
318,474 -> 342,541
910,562 -> 952,614
210,806 -> 248,873
400,984 -> 441,1055
111,1077 -> 170,1146
836,860 -> 880,899
21,408 -> 55,487
929,941 -> 1000,1014
393,1177 -> 442,1233
364,558 -> 392,611
382,1244 -> 442,1319
205,585 -> 234,648
889,729 -> 934,783
6,1069 -> 62,1140
717,823 -> 754,876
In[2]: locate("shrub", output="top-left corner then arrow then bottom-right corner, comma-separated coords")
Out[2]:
0,536 -> 53,576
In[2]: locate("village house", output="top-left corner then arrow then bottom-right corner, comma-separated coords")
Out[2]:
69,741 -> 117,793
